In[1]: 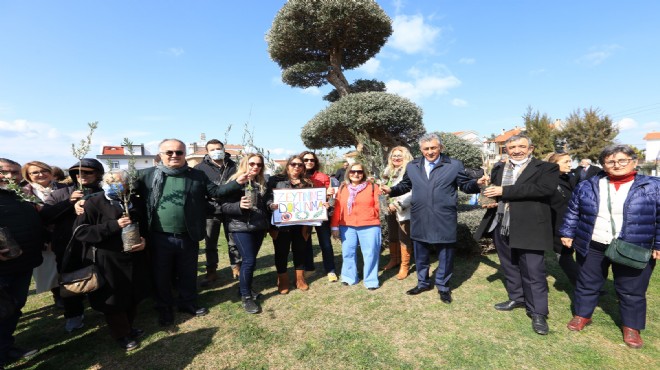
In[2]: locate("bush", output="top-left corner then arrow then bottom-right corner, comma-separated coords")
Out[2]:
456,205 -> 489,255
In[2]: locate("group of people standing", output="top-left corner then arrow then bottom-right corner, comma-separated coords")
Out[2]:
1,132 -> 659,368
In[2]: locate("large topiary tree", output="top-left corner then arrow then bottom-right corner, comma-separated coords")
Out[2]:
301,91 -> 425,154
266,0 -> 392,97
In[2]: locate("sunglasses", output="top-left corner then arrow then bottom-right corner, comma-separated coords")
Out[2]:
303,158 -> 316,163
77,170 -> 96,175
161,150 -> 184,157
289,163 -> 304,168
349,170 -> 364,175
248,162 -> 263,167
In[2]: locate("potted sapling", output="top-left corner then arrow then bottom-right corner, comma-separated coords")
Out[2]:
118,138 -> 142,252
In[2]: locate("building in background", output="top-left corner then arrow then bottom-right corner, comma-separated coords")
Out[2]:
97,143 -> 155,172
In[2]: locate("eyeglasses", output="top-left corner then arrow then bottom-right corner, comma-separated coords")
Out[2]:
248,162 -> 263,167
349,170 -> 364,175
289,163 -> 304,168
303,158 -> 316,163
29,170 -> 51,176
391,155 -> 403,159
604,159 -> 633,167
77,170 -> 96,175
160,150 -> 185,157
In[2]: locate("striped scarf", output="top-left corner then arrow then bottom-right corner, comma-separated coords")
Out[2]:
497,158 -> 531,236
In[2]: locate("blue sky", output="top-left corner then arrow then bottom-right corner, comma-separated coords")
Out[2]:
2,0 -> 659,168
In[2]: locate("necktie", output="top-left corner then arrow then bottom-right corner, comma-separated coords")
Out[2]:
428,161 -> 435,177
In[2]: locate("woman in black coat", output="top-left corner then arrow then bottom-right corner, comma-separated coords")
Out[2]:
74,170 -> 149,351
546,152 -> 580,286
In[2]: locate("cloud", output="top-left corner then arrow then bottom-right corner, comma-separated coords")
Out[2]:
389,15 -> 441,54
450,98 -> 468,107
616,117 -> 637,131
458,58 -> 475,65
166,47 -> 184,57
386,65 -> 461,101
576,44 -> 621,66
357,58 -> 381,75
300,87 -> 321,96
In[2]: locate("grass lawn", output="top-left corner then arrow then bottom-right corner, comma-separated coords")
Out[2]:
10,237 -> 660,369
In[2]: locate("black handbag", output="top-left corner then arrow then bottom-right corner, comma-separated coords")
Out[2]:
58,225 -> 104,298
603,181 -> 651,269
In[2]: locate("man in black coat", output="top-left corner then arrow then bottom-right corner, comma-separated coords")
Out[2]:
138,139 -> 246,326
572,158 -> 600,182
0,158 -> 42,367
474,135 -> 558,335
193,139 -> 239,286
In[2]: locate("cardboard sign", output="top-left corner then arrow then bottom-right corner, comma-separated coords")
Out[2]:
272,187 -> 328,226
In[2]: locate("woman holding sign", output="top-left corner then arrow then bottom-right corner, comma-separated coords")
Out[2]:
267,155 -> 314,293
331,163 -> 382,290
222,153 -> 269,314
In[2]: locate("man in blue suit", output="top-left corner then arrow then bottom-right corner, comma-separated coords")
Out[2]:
382,133 -> 480,304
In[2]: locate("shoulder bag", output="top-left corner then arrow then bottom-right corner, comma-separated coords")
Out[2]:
58,224 -> 104,298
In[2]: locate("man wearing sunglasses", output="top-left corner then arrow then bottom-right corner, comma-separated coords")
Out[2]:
382,133 -> 481,304
137,139 -> 247,327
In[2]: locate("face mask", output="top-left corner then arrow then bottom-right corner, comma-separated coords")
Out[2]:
209,150 -> 225,160
102,183 -> 124,200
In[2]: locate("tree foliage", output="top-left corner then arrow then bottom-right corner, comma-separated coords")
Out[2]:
301,92 -> 425,151
266,0 -> 392,97
560,108 -> 618,161
522,107 -> 556,157
434,132 -> 483,169
323,79 -> 386,102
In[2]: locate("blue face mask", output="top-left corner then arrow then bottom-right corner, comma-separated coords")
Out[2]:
102,183 -> 124,200
209,150 -> 225,160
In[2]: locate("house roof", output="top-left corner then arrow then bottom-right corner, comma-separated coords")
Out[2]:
488,128 -> 523,143
102,146 -> 125,155
643,132 -> 660,140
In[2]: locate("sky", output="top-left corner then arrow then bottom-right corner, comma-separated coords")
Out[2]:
2,0 -> 660,168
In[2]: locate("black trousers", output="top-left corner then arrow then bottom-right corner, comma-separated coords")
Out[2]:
150,232 -> 199,309
493,229 -> 549,316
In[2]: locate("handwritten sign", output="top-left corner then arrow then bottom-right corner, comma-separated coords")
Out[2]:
272,187 -> 328,226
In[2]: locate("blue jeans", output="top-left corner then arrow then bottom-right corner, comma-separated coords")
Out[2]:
304,221 -> 336,274
0,270 -> 32,365
232,231 -> 265,297
150,232 -> 200,308
339,225 -> 381,289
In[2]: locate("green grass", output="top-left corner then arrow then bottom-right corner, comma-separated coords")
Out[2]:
9,237 -> 660,369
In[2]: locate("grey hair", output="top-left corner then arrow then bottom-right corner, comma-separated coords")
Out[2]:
0,158 -> 20,167
504,134 -> 533,147
158,138 -> 186,150
598,145 -> 638,166
418,133 -> 442,147
581,158 -> 592,165
102,169 -> 130,184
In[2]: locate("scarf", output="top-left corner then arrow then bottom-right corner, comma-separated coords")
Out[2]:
29,181 -> 53,201
347,182 -> 368,215
607,171 -> 636,190
147,162 -> 189,223
497,158 -> 531,237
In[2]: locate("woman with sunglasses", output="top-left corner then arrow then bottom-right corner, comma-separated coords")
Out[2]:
267,155 -> 314,293
380,147 -> 414,279
20,161 -> 66,307
221,154 -> 269,313
331,163 -> 382,290
560,145 -> 660,348
300,151 -> 338,282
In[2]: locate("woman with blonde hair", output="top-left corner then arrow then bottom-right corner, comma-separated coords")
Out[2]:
222,153 -> 270,313
380,146 -> 414,279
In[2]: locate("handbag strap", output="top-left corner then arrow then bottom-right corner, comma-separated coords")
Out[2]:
62,224 -> 93,271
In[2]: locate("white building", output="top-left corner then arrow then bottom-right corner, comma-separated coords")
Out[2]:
643,132 -> 660,162
96,144 -> 156,172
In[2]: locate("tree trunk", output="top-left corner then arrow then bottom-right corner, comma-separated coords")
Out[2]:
327,49 -> 350,97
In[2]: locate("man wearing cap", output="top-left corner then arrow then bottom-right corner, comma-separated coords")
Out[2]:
137,139 -> 247,326
41,158 -> 105,333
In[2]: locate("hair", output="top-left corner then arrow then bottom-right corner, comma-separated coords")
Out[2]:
205,139 -> 224,151
580,158 -> 592,165
384,146 -> 413,177
158,138 -> 186,151
51,166 -> 66,181
598,144 -> 638,166
418,133 -> 442,147
102,169 -> 130,185
0,158 -> 20,167
300,150 -> 320,173
504,134 -> 533,147
544,152 -> 570,164
21,161 -> 53,183
230,153 -> 266,194
281,155 -> 311,184
345,162 -> 370,185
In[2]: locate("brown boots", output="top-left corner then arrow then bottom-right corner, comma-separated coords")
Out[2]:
295,270 -> 309,291
200,267 -> 218,288
277,273 -> 290,294
382,242 -> 401,270
396,245 -> 412,280
231,263 -> 241,279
